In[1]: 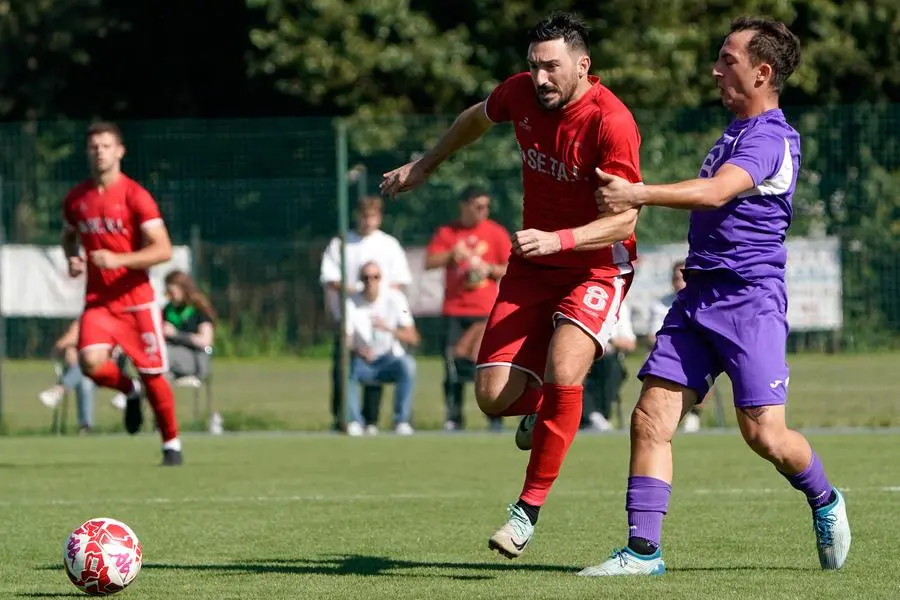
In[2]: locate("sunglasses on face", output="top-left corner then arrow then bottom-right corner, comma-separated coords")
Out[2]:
361,274 -> 381,282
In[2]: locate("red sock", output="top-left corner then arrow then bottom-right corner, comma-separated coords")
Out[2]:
498,385 -> 544,417
88,361 -> 133,394
519,383 -> 583,506
140,374 -> 179,443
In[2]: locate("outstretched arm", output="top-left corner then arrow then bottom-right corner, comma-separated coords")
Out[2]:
380,102 -> 493,197
595,164 -> 756,213
418,102 -> 494,175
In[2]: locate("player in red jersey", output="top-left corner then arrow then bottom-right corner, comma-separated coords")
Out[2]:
381,12 -> 642,557
61,121 -> 183,466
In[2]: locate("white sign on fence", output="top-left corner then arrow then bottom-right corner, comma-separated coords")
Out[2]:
0,245 -> 192,317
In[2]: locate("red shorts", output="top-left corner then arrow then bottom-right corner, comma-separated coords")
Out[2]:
476,258 -> 634,383
79,304 -> 168,374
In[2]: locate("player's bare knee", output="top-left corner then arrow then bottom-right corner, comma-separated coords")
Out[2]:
630,403 -> 673,444
737,406 -> 789,461
475,367 -> 527,416
78,349 -> 109,376
630,378 -> 690,443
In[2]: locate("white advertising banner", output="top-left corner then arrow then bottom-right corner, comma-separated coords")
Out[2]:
0,245 -> 192,317
404,237 -> 843,333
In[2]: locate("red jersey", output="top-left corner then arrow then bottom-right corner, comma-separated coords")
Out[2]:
427,219 -> 512,317
63,174 -> 162,311
484,72 -> 642,269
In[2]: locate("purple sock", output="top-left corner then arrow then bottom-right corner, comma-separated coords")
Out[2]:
780,451 -> 833,510
626,476 -> 671,548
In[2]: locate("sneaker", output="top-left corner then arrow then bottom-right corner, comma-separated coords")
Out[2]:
683,412 -> 701,433
515,413 -> 537,451
577,547 -> 666,576
123,379 -> 143,435
346,421 -> 364,437
589,411 -> 615,431
395,422 -> 414,436
365,424 -> 379,436
38,386 -> 64,409
443,420 -> 458,432
161,449 -> 183,467
814,488 -> 851,570
488,504 -> 534,559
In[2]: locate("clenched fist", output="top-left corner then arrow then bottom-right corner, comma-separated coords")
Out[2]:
512,229 -> 562,258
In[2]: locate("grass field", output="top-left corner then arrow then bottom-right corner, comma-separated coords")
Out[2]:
0,431 -> 897,599
2,352 -> 899,434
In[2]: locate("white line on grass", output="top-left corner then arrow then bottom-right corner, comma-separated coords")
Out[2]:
0,486 -> 897,508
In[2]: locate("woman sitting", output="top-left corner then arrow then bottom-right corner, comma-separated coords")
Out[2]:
162,270 -> 216,383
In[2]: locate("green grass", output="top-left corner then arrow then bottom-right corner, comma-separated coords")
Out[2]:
0,432 -> 896,599
3,352 -> 900,435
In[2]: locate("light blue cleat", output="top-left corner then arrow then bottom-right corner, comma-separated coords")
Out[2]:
488,503 -> 535,559
577,547 -> 666,576
813,488 -> 851,570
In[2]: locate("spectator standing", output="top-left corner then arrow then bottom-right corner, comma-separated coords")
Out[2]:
320,196 -> 412,432
425,187 -> 511,431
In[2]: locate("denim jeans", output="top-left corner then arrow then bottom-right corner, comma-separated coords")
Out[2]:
60,363 -> 96,428
347,354 -> 416,426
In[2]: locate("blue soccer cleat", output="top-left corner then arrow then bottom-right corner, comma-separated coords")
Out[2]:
813,488 -> 851,570
577,547 -> 666,576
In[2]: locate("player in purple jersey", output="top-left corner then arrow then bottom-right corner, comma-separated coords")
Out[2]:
577,16 -> 850,576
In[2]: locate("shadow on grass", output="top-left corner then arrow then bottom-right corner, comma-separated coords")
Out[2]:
15,593 -> 85,598
667,566 -> 815,573
144,554 -> 582,580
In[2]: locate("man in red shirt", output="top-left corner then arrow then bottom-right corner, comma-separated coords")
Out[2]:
62,121 -> 182,466
382,12 -> 642,557
426,187 -> 512,432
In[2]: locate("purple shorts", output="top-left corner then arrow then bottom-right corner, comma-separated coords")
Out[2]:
638,271 -> 789,407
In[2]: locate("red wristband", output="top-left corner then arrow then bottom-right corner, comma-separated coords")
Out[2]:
555,229 -> 576,252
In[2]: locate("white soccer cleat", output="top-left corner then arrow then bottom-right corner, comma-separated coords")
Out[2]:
577,547 -> 666,576
365,424 -> 379,436
813,488 -> 851,570
515,413 -> 537,451
346,422 -> 364,437
488,503 -> 535,559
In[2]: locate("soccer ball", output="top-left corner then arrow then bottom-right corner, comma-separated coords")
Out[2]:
63,518 -> 142,596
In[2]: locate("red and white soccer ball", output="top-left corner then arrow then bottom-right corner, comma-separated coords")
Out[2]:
63,518 -> 142,596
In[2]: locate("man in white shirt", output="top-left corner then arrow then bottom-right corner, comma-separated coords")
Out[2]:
320,196 -> 413,431
648,260 -> 703,432
582,300 -> 637,431
345,261 -> 420,436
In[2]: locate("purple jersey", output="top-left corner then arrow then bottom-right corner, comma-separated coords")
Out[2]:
686,108 -> 800,280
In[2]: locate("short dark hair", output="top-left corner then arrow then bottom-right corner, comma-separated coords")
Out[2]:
86,121 -> 123,144
730,16 -> 801,92
528,12 -> 590,55
460,186 -> 490,203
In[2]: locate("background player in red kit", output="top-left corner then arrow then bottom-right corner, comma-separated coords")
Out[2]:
381,12 -> 642,557
62,121 -> 183,466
